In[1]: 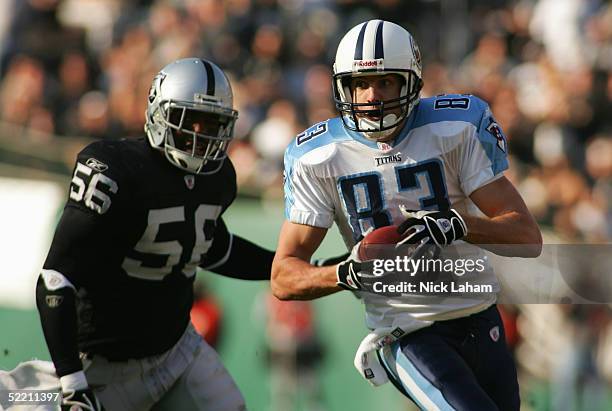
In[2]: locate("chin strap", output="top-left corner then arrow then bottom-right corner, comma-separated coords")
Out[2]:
358,114 -> 399,141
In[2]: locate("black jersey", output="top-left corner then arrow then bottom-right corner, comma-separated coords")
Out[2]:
43,138 -> 236,360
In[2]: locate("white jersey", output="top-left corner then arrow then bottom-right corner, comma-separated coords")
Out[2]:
284,94 -> 509,332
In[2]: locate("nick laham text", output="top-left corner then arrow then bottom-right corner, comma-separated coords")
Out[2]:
373,281 -> 494,294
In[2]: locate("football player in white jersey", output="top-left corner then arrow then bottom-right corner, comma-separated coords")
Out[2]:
271,20 -> 542,411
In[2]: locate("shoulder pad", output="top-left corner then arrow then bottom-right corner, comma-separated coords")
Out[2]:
285,118 -> 351,162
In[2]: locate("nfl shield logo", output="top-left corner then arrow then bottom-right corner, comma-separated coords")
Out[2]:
489,326 -> 500,342
377,142 -> 392,151
184,175 -> 195,190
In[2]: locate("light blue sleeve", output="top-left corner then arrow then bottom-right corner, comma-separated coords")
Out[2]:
476,106 -> 509,176
460,101 -> 509,195
282,120 -> 343,227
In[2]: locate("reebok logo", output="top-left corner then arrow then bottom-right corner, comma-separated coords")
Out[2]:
86,158 -> 108,172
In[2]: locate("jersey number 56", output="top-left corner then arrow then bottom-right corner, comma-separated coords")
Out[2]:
69,163 -> 118,214
122,205 -> 221,281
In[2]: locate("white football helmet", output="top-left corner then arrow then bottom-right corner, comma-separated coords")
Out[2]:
145,58 -> 238,174
333,20 -> 423,141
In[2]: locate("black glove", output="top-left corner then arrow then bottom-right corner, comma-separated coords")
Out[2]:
397,207 -> 467,247
336,258 -> 371,291
61,388 -> 104,411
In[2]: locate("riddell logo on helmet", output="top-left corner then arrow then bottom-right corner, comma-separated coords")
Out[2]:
352,59 -> 384,71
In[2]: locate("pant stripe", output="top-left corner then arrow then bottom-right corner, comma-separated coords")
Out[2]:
389,342 -> 456,411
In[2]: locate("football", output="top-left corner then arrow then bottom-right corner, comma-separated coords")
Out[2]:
358,225 -> 404,261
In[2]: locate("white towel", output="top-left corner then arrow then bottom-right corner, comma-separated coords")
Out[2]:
354,331 -> 389,386
354,325 -> 411,386
0,360 -> 60,410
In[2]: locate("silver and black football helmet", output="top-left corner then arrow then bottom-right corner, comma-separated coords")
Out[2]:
145,58 -> 238,174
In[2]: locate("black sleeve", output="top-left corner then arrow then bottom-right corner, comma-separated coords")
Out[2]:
36,141 -> 124,377
45,140 -> 125,286
35,276 -> 82,377
44,206 -> 107,288
37,205 -> 99,378
200,218 -> 274,280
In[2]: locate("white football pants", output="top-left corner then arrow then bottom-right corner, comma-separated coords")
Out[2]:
0,324 -> 246,411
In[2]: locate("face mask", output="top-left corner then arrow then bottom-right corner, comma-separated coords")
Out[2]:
358,113 -> 398,141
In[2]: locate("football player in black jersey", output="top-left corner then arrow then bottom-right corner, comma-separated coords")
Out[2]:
34,58 -> 281,411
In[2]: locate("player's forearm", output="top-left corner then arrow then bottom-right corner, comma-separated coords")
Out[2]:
35,275 -> 83,377
462,211 -> 542,257
271,256 -> 341,300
